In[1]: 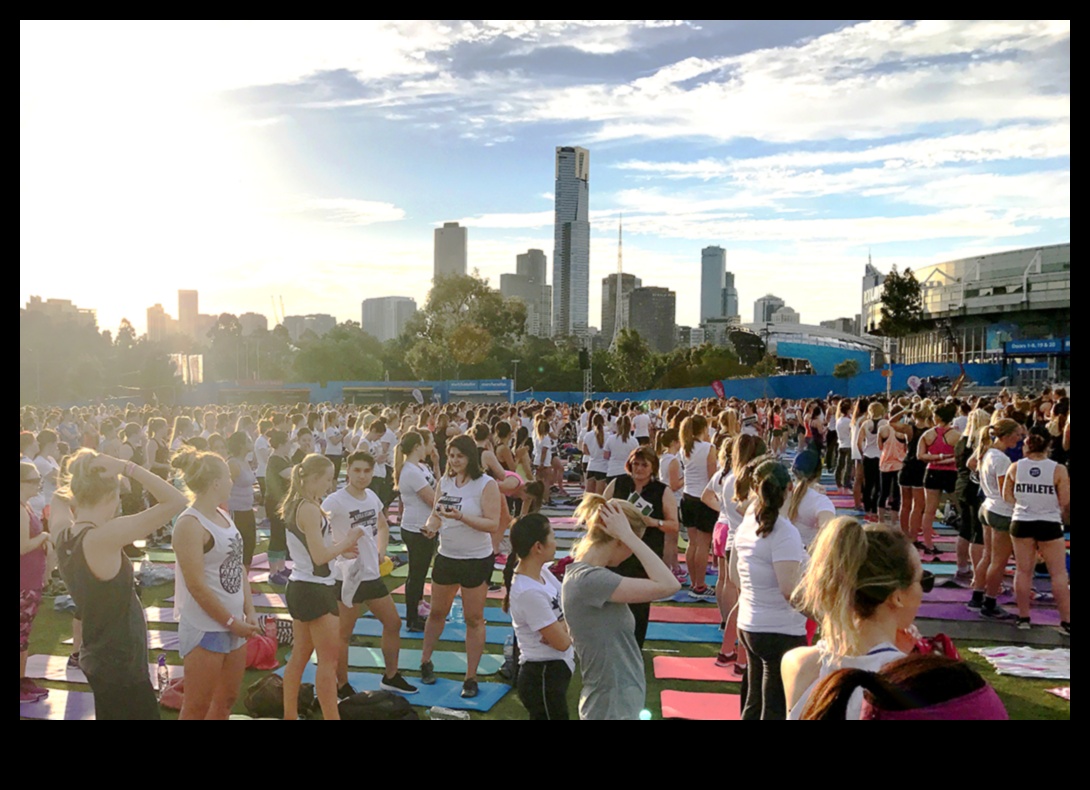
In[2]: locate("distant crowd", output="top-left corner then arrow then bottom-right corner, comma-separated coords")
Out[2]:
19,384 -> 1069,719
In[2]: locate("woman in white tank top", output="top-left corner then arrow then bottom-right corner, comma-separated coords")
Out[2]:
1003,428 -> 1070,634
680,415 -> 718,599
171,449 -> 262,720
784,516 -> 925,719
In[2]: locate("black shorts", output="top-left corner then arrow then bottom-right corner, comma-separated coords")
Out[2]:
979,506 -> 1012,533
333,578 -> 390,605
899,459 -> 926,488
585,470 -> 608,481
1010,520 -> 1064,543
636,436 -> 651,446
371,475 -> 396,506
681,493 -> 718,533
923,469 -> 957,493
432,553 -> 495,588
286,580 -> 338,622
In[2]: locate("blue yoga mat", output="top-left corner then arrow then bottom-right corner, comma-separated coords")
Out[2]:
361,601 -> 514,625
276,664 -> 510,712
295,647 -> 505,675
353,618 -> 514,645
645,622 -> 724,643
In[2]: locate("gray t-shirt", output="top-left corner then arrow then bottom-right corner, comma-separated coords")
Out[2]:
561,561 -> 645,720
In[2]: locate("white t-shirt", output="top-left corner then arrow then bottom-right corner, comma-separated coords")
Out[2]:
835,416 -> 852,447
1011,458 -> 1062,523
605,435 -> 640,477
253,435 -> 271,478
859,420 -> 886,459
720,472 -> 748,533
632,414 -> 651,438
850,422 -> 863,461
682,441 -> 713,496
398,462 -> 436,533
534,435 -> 556,468
979,448 -> 1014,517
582,431 -> 608,473
325,427 -> 344,456
789,486 -> 836,548
323,487 -> 384,583
33,455 -> 61,505
510,568 -> 575,671
363,435 -> 388,478
659,452 -> 681,491
735,513 -> 807,635
436,474 -> 494,560
704,469 -> 732,522
952,415 -> 969,433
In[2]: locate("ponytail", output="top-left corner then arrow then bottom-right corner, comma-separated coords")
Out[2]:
618,415 -> 632,443
754,460 -> 789,538
593,413 -> 606,449
680,415 -> 707,458
502,513 -> 552,613
801,668 -> 908,720
279,454 -> 332,523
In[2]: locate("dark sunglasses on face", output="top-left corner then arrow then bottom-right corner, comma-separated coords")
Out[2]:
920,570 -> 935,594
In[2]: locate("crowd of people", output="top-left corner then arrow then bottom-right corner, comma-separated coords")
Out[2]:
18,384 -> 1069,719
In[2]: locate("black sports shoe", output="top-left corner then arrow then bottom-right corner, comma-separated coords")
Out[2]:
1059,621 -> 1070,637
337,682 -> 356,700
966,598 -> 983,610
419,660 -> 436,685
979,605 -> 1016,621
461,678 -> 479,698
1016,617 -> 1032,631
380,672 -> 419,695
406,618 -> 425,633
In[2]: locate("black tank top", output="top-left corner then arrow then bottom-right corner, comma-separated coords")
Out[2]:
904,424 -> 921,463
610,477 -> 667,578
56,527 -> 148,685
123,442 -> 145,499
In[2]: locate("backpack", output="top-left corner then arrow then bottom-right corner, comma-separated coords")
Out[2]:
338,690 -> 419,721
914,632 -> 960,660
243,673 -> 316,719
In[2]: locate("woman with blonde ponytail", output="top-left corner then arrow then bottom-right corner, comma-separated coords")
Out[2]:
783,517 -> 927,719
728,459 -> 805,720
680,414 -> 718,601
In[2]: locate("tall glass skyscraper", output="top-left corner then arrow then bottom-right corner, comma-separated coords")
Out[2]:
701,246 -> 726,322
553,146 -> 590,336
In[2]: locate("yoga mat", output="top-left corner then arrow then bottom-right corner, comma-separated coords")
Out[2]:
338,647 -> 504,675
660,690 -> 742,720
1046,687 -> 1070,701
921,601 -> 1061,625
922,563 -> 958,575
252,592 -> 288,609
63,631 -> 180,652
645,622 -> 724,643
250,571 -> 270,583
146,550 -> 176,563
25,654 -> 183,689
20,689 -> 96,721
658,589 -> 714,604
276,664 -> 510,712
970,646 -> 1070,680
649,606 -> 721,624
653,656 -> 740,681
145,606 -> 177,623
393,583 -> 506,601
353,617 -> 513,645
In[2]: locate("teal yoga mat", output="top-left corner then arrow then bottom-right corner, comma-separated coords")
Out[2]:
336,647 -> 504,675
353,618 -> 513,645
645,622 -> 724,643
276,664 -> 510,712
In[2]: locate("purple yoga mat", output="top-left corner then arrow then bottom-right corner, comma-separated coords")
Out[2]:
917,602 -> 1061,625
20,690 -> 96,720
923,584 -> 1053,606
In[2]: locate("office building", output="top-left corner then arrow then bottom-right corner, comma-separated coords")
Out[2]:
629,286 -> 676,353
772,306 -> 800,324
721,270 -> 739,319
820,317 -> 857,334
146,304 -> 175,342
178,290 -> 198,337
517,248 -> 547,283
24,296 -> 98,328
601,272 -> 641,344
362,296 -> 417,343
552,145 -> 590,336
238,312 -> 268,336
434,222 -> 467,280
754,294 -> 786,324
701,246 -> 727,322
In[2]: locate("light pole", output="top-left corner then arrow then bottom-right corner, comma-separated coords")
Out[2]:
511,359 -> 521,393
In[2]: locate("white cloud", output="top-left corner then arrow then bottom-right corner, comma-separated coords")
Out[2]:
294,197 -> 406,226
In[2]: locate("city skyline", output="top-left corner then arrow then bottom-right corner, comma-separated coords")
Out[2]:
21,21 -> 1069,337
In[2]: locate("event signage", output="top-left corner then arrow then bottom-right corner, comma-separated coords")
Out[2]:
1006,339 -> 1062,354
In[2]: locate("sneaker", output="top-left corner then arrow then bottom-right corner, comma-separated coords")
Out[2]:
488,582 -> 502,593
733,663 -> 747,677
337,682 -> 356,700
460,678 -> 479,698
1016,617 -> 1032,631
966,598 -> 983,610
687,586 -> 716,602
380,672 -> 419,695
20,686 -> 43,704
419,660 -> 436,685
979,605 -> 1016,621
913,541 -> 926,551
20,678 -> 49,701
715,652 -> 737,668
67,651 -> 81,669
1059,622 -> 1070,637
672,567 -> 689,586
417,601 -> 431,618
954,568 -> 974,582
406,618 -> 425,633
268,570 -> 291,587
923,545 -> 944,556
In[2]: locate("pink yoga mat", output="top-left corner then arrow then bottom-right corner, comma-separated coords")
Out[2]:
660,690 -> 742,720
654,656 -> 739,681
20,689 -> 96,720
650,606 -> 721,624
393,583 -> 506,601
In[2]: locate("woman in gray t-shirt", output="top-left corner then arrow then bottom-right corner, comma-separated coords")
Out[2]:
562,496 -> 681,720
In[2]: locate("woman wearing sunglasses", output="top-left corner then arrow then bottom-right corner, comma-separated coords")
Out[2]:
783,516 -> 928,719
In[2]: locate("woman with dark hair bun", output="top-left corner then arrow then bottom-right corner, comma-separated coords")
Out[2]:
1003,426 -> 1070,635
503,514 -> 573,720
801,653 -> 1007,720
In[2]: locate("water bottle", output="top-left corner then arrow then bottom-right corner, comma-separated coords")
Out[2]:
156,653 -> 169,700
428,706 -> 470,720
264,614 -> 278,641
503,634 -> 515,662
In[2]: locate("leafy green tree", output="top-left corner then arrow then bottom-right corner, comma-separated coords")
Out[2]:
751,353 -> 779,377
833,358 -> 860,395
604,329 -> 652,392
878,266 -> 924,346
293,321 -> 383,385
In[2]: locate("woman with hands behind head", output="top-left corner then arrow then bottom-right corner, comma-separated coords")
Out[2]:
171,448 -> 262,720
562,495 -> 681,720
55,450 -> 189,719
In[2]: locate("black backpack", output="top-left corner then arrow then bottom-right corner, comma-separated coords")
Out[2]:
338,690 -> 419,721
243,674 -> 317,719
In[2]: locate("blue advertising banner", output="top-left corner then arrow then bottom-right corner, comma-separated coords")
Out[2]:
1006,339 -> 1063,354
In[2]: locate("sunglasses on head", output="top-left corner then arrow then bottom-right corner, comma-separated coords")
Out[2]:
920,570 -> 935,594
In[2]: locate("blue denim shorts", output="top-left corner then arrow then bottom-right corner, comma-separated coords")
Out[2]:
178,621 -> 247,658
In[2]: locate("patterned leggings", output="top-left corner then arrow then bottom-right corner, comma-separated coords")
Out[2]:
20,589 -> 42,652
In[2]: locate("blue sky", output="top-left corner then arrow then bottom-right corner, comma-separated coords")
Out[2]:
21,20 -> 1069,336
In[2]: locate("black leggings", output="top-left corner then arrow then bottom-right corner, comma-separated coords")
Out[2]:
516,660 -> 572,720
268,509 -> 287,559
86,675 -> 160,721
862,456 -> 881,514
836,449 -> 852,490
824,434 -> 838,472
880,470 -> 901,511
233,508 -> 257,567
402,529 -> 436,623
326,454 -> 343,481
739,630 -> 807,721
